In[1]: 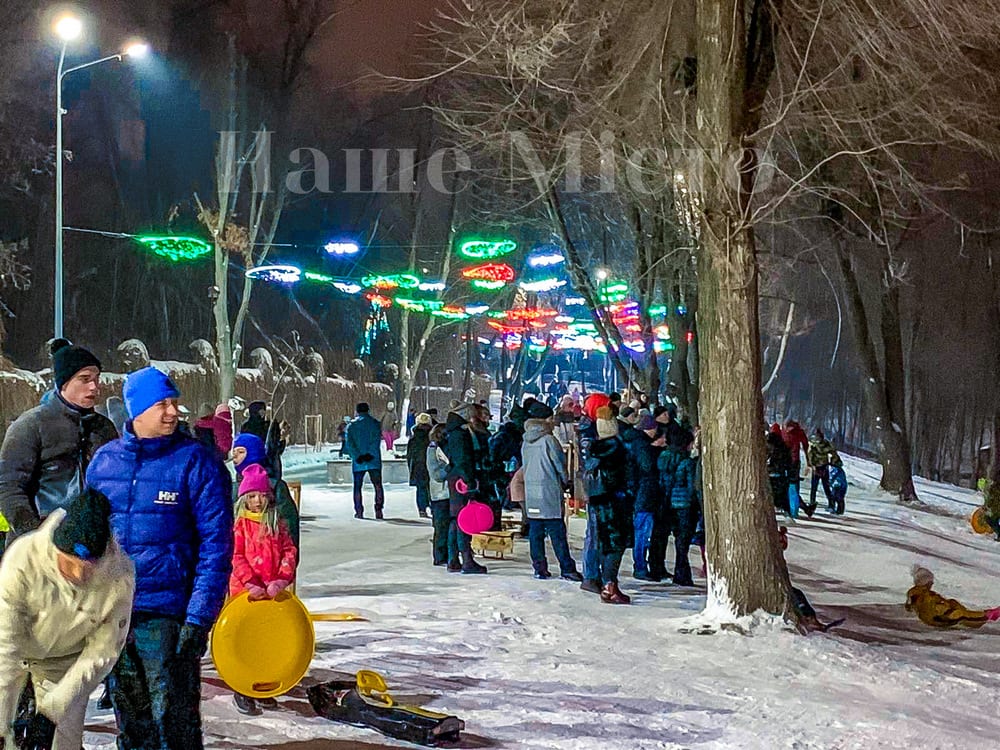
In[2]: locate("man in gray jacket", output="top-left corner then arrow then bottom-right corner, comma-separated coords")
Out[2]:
0,341 -> 117,551
521,402 -> 582,581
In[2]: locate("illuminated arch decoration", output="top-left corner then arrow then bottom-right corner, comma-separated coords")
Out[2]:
361,273 -> 420,290
457,239 -> 517,260
246,264 -> 302,284
136,235 -> 212,262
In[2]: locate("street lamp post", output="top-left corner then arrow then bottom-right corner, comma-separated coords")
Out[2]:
53,13 -> 147,338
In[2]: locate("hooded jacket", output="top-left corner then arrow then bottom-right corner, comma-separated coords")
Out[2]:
406,423 -> 431,485
807,437 -> 842,469
86,427 -> 233,628
627,430 -> 662,514
521,419 -> 567,520
0,391 -> 118,538
0,511 -> 134,724
782,421 -> 809,466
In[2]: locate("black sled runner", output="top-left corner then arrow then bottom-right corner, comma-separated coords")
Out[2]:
308,670 -> 464,746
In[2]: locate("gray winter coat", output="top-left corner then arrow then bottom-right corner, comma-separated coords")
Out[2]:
521,419 -> 568,520
426,444 -> 450,501
0,392 -> 117,538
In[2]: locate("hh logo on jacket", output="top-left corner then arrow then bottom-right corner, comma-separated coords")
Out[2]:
155,490 -> 180,505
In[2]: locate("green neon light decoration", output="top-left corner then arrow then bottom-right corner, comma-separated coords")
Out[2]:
471,279 -> 507,291
396,297 -> 445,313
136,235 -> 212,262
598,280 -> 629,304
431,306 -> 470,320
457,239 -> 517,260
648,304 -> 667,316
304,271 -> 335,283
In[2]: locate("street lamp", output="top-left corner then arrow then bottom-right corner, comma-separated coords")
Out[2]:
54,15 -> 148,338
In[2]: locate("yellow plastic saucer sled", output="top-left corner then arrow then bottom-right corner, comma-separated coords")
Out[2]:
211,591 -> 315,698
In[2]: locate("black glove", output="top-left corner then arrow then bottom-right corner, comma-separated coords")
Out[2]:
175,622 -> 210,661
13,711 -> 56,750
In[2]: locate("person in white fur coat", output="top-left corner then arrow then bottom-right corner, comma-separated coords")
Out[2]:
0,488 -> 134,750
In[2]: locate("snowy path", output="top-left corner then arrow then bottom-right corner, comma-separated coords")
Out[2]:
82,457 -> 1000,749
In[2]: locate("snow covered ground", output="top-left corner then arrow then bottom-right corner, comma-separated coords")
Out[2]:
81,456 -> 1000,749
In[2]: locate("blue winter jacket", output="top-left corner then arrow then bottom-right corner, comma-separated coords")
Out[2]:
86,426 -> 234,628
345,413 -> 383,472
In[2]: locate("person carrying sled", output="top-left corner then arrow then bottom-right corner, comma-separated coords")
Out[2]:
808,428 -> 844,514
0,489 -> 134,750
229,464 -> 298,715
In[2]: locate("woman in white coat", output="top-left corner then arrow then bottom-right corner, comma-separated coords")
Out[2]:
0,489 -> 134,750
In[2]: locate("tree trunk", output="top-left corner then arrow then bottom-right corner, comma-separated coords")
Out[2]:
879,272 -> 918,499
833,238 -> 918,501
695,0 -> 793,620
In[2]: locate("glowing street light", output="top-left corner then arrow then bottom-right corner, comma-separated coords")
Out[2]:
53,18 -> 150,338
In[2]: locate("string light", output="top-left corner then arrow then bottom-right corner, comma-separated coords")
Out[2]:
418,281 -> 446,292
527,244 -> 565,267
506,308 -> 558,321
246,264 -> 302,284
361,273 -> 420,290
598,281 -> 629,304
333,280 -> 363,294
364,291 -> 393,308
471,279 -> 507,291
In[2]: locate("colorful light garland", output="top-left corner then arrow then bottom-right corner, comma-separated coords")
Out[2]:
457,239 -> 517,260
506,308 -> 558,322
598,281 -> 630,304
462,262 -> 515,283
136,235 -> 212,262
527,245 -> 565,267
418,281 -> 446,292
431,305 -> 470,320
364,291 -> 393,308
361,273 -> 420,290
471,279 -> 507,291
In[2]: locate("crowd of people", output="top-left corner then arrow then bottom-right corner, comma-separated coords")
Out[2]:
0,340 -> 848,747
0,341 -> 301,748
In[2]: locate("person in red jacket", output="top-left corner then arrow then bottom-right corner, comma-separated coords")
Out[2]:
782,420 -> 811,515
229,463 -> 298,716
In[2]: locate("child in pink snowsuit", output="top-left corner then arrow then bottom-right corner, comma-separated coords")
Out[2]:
229,463 -> 298,715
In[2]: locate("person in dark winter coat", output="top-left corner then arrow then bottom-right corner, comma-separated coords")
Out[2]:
766,426 -> 794,515
521,403 -> 581,581
240,401 -> 287,478
406,414 -> 433,518
652,425 -> 693,581
580,409 -> 632,603
442,404 -> 487,574
629,415 -> 665,581
425,425 -> 456,567
346,403 -> 385,519
232,432 -> 300,550
0,341 -> 117,549
86,366 -> 233,750
665,435 -> 698,586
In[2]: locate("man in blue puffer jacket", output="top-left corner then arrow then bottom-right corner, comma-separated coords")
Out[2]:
87,367 -> 233,750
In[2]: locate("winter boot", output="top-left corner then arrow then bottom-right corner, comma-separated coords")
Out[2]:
375,509 -> 385,520
600,582 -> 631,605
580,579 -> 602,594
257,697 -> 279,710
446,560 -> 462,572
234,693 -> 261,716
560,570 -> 584,582
533,563 -> 552,579
461,560 -> 488,574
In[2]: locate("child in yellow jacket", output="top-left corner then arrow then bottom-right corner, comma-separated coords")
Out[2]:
906,566 -> 1000,628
